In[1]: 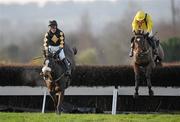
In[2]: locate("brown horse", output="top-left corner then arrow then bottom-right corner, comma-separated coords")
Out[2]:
132,31 -> 164,98
41,45 -> 76,114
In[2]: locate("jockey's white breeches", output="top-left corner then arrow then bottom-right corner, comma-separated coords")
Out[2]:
48,46 -> 65,60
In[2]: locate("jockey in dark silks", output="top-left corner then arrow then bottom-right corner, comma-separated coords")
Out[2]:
42,20 -> 71,76
129,10 -> 158,57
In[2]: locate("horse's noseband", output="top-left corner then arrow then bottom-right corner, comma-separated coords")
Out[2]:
134,35 -> 150,57
136,38 -> 141,42
42,65 -> 51,74
138,49 -> 150,57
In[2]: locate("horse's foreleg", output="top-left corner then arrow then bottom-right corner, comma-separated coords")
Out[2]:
45,81 -> 58,112
56,91 -> 64,114
147,78 -> 154,96
145,69 -> 154,96
134,73 -> 140,98
46,82 -> 58,111
49,91 -> 58,111
134,64 -> 140,98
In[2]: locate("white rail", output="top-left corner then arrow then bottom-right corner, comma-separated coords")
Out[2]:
0,86 -> 180,96
0,86 -> 180,114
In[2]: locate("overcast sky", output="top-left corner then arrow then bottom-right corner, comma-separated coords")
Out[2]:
0,0 -> 176,32
0,0 -> 118,7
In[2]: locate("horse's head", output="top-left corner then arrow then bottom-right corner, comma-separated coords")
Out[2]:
41,44 -> 76,88
41,53 -> 58,81
46,51 -> 65,79
133,31 -> 150,55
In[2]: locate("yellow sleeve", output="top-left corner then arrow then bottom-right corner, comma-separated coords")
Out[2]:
146,14 -> 153,33
131,17 -> 137,32
43,32 -> 48,51
59,32 -> 65,48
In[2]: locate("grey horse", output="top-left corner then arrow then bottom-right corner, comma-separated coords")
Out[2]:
132,31 -> 164,98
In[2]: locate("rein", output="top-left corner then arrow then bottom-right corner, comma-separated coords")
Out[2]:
54,73 -> 65,82
139,48 -> 150,56
46,51 -> 65,83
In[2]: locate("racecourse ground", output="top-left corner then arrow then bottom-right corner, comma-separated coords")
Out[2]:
0,112 -> 180,122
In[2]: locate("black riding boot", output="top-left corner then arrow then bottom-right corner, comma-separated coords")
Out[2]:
147,37 -> 158,55
62,58 -> 71,76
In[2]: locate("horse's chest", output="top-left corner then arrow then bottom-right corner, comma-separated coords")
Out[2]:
134,53 -> 151,64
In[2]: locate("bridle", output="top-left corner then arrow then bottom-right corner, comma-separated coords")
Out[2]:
45,50 -> 65,83
134,33 -> 150,57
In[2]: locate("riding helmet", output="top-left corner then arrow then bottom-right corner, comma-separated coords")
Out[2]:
48,20 -> 58,27
135,10 -> 145,21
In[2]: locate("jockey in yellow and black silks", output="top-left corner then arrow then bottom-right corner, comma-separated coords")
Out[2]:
129,10 -> 158,57
42,20 -> 71,76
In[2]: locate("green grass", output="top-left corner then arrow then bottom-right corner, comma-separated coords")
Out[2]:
0,112 -> 180,122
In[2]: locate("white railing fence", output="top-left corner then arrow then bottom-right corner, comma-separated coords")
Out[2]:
0,86 -> 180,114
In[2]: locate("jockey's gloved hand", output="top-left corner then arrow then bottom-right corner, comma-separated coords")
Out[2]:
43,49 -> 48,58
45,53 -> 49,58
53,49 -> 61,59
53,54 -> 59,59
46,52 -> 54,58
145,32 -> 150,37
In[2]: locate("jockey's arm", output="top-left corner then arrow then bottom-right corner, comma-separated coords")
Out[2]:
59,31 -> 65,48
58,31 -> 66,60
43,32 -> 49,57
146,14 -> 153,35
131,17 -> 137,33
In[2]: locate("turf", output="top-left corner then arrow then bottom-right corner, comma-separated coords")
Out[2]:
0,112 -> 180,122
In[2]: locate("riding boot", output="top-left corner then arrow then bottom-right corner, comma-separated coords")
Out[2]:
129,43 -> 134,57
147,37 -> 158,55
62,58 -> 71,76
152,39 -> 158,55
153,48 -> 158,56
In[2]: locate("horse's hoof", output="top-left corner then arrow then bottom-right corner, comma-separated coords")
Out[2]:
133,92 -> 139,99
149,90 -> 154,96
49,91 -> 55,96
55,110 -> 61,115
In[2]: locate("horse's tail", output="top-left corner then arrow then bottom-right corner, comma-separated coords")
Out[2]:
72,47 -> 77,55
